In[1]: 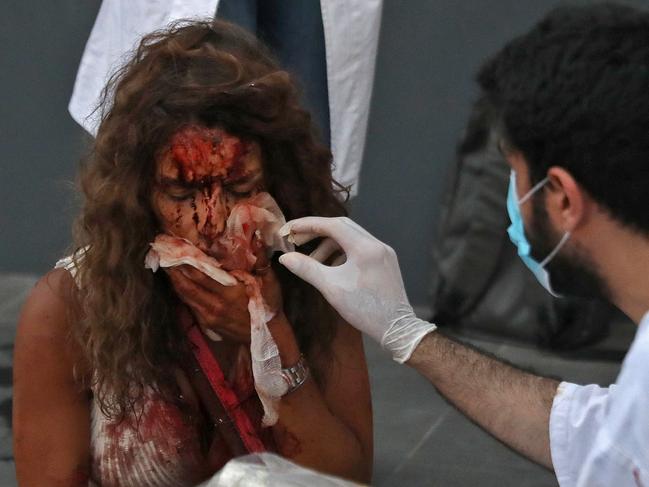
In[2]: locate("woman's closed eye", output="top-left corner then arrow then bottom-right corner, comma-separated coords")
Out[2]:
166,189 -> 195,201
226,186 -> 254,197
225,172 -> 263,198
225,181 -> 261,197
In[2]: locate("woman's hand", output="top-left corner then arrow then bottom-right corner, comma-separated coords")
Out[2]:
166,263 -> 283,343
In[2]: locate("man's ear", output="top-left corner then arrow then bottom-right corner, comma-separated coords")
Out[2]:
546,166 -> 588,231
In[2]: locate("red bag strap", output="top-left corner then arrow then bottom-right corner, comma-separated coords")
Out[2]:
185,323 -> 266,454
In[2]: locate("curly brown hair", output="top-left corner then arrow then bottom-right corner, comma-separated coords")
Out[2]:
71,19 -> 348,419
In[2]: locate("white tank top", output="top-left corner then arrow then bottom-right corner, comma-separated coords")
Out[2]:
56,255 -> 208,487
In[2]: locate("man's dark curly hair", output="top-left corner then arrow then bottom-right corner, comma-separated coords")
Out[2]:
478,2 -> 649,235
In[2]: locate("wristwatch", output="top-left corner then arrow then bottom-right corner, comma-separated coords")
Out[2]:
280,355 -> 310,394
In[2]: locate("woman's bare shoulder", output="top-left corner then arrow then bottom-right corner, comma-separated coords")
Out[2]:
13,268 -> 93,486
15,267 -> 87,371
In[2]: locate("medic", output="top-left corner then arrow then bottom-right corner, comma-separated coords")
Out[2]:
279,4 -> 649,487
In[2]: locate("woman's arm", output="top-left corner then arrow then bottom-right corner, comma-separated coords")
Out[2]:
268,314 -> 373,483
166,265 -> 373,481
13,269 -> 92,487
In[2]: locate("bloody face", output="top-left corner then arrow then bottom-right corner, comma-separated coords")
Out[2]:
151,125 -> 265,254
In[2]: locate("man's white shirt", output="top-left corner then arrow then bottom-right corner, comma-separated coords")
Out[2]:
550,311 -> 649,487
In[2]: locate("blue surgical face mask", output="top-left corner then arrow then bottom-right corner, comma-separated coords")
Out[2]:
507,170 -> 571,297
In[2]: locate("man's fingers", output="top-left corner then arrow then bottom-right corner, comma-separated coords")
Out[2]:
309,238 -> 342,264
279,217 -> 361,252
331,254 -> 347,267
279,230 -> 320,247
279,252 -> 331,290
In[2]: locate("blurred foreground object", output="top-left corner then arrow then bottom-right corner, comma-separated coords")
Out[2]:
200,453 -> 365,487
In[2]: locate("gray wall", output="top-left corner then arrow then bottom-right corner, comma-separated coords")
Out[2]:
2,0 -> 648,309
1,1 -> 100,272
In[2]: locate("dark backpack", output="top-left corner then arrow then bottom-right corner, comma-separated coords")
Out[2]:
430,98 -> 626,352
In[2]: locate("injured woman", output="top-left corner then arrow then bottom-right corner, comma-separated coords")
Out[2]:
12,20 -> 372,486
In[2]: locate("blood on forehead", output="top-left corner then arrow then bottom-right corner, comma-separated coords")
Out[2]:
169,125 -> 249,183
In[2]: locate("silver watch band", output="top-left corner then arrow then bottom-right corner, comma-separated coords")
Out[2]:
281,355 -> 310,394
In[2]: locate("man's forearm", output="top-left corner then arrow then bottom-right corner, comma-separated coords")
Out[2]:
408,331 -> 559,469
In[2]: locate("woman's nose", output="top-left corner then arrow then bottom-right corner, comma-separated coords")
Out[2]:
197,183 -> 227,237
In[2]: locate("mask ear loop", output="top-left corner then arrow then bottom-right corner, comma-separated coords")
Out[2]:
540,231 -> 571,268
516,174 -> 571,267
518,176 -> 550,205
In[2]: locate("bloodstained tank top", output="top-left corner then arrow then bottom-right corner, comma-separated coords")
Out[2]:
55,255 -> 270,486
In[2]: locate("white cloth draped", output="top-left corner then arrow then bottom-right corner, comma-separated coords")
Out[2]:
68,0 -> 382,197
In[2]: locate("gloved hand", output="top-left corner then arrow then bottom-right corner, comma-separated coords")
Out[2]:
278,217 -> 436,363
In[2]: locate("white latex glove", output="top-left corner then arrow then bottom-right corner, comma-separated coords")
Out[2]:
278,217 -> 436,363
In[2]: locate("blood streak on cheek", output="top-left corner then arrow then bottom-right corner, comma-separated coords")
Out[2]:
190,196 -> 199,226
202,187 -> 213,233
175,205 -> 183,229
